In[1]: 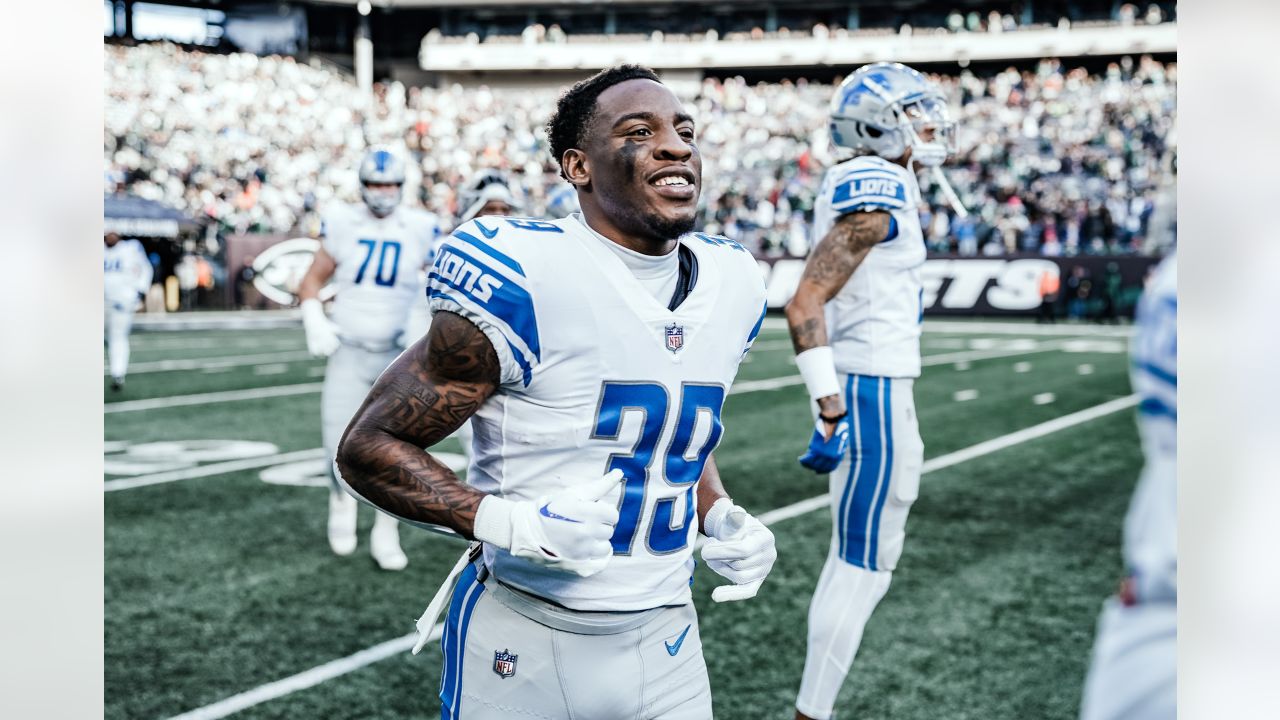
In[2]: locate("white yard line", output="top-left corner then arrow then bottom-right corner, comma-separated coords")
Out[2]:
104,383 -> 324,414
106,374 -> 807,492
162,394 -> 1138,720
107,351 -> 315,375
918,342 -> 1063,366
922,320 -> 1134,337
104,449 -> 327,492
105,339 -> 1065,416
759,317 -> 1133,337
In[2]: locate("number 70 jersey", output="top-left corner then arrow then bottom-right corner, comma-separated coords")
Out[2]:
427,215 -> 767,611
322,202 -> 440,348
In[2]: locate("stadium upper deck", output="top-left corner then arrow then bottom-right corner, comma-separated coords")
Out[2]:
109,1 -> 1176,74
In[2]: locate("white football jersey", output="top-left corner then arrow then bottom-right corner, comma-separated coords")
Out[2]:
1124,253 -> 1177,603
104,239 -> 153,307
812,155 -> 926,378
321,203 -> 440,347
428,215 -> 767,611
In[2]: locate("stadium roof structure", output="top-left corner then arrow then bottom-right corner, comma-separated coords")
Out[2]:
105,194 -> 198,239
309,1 -> 717,6
419,22 -> 1177,74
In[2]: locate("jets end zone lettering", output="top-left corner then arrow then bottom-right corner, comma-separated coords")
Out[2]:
759,255 -> 1159,316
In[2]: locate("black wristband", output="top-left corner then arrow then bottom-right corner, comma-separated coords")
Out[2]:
818,411 -> 848,423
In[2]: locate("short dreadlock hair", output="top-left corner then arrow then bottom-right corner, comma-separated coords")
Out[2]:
546,65 -> 662,180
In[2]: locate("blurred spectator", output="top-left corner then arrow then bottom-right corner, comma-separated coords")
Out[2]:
947,10 -> 965,33
1065,264 -> 1093,320
1037,268 -> 1060,323
1096,261 -> 1123,323
105,44 -> 1176,259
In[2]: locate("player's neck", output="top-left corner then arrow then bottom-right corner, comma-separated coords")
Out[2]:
578,207 -> 677,257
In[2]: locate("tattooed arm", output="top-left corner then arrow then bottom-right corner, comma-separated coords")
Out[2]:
784,209 -> 892,420
335,311 -> 498,538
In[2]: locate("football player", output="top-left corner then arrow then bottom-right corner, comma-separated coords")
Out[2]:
1079,253 -> 1176,720
545,182 -> 581,219
103,232 -> 153,391
336,65 -> 775,719
784,62 -> 959,720
456,168 -> 521,224
297,146 -> 441,571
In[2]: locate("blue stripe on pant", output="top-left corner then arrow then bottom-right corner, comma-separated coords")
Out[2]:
439,563 -> 485,719
836,375 -> 894,570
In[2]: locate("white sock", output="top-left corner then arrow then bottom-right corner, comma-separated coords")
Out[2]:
795,552 -> 893,720
372,510 -> 401,536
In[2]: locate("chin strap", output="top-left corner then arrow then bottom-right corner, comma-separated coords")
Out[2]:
902,119 -> 969,219
931,166 -> 969,219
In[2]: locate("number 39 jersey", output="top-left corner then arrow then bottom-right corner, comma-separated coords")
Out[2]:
428,216 -> 767,611
322,202 -> 440,348
812,155 -> 926,378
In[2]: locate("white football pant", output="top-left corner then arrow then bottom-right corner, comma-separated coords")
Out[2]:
321,343 -> 406,546
439,561 -> 712,719
105,303 -> 135,380
1079,598 -> 1176,720
797,375 -> 923,720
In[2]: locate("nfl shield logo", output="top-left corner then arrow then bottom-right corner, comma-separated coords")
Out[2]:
665,323 -> 685,353
493,649 -> 517,679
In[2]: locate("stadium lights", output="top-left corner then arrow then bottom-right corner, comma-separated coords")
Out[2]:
357,0 -> 371,16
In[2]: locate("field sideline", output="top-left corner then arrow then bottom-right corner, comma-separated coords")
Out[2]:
106,319 -> 1140,719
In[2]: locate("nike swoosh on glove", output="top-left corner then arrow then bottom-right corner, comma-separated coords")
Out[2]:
701,498 -> 777,602
473,469 -> 625,578
798,416 -> 849,474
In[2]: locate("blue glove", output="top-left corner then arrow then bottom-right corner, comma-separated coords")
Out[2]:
798,416 -> 850,473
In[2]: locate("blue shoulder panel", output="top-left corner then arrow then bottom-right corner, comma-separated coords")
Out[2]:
427,239 -> 541,382
830,168 -> 908,213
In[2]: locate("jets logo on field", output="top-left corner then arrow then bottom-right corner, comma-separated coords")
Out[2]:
493,649 -> 518,678
251,238 -> 337,305
665,323 -> 685,353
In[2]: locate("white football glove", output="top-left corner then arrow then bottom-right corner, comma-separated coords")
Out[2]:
701,498 -> 777,603
473,469 -> 624,578
301,298 -> 341,358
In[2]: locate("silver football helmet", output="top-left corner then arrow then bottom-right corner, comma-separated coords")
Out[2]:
358,147 -> 406,218
829,62 -> 955,168
458,169 -> 521,223
545,183 -> 580,219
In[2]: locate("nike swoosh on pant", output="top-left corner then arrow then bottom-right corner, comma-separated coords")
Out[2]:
665,624 -> 691,656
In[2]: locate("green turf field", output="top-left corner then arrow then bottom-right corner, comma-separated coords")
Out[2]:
105,319 -> 1140,719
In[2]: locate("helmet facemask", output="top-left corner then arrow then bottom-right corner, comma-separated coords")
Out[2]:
361,182 -> 403,218
897,96 -> 955,168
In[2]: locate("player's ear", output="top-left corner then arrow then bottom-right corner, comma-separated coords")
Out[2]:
562,149 -> 591,190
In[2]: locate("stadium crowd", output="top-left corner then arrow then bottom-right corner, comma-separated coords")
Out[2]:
105,42 -> 1176,258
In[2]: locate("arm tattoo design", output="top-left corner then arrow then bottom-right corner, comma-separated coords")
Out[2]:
335,311 -> 500,538
787,210 -> 891,352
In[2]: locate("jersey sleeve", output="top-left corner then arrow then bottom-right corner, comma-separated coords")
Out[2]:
692,232 -> 769,357
427,220 -> 541,387
827,158 -> 910,215
319,206 -> 345,256
132,242 -> 154,294
420,212 -> 443,265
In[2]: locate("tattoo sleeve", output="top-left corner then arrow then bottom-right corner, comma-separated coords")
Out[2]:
335,311 -> 501,538
785,210 -> 891,353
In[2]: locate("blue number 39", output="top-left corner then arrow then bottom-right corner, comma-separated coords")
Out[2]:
591,382 -> 725,556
